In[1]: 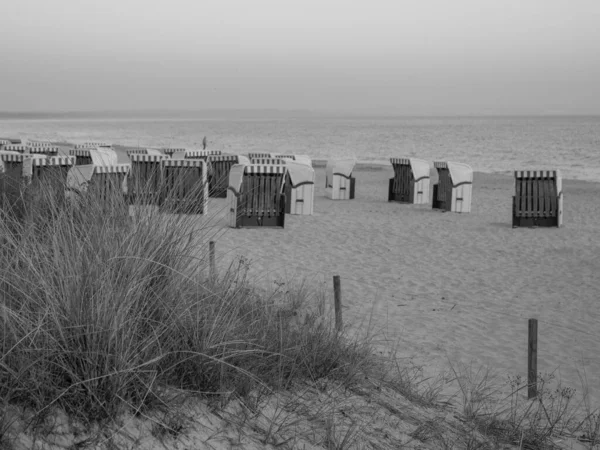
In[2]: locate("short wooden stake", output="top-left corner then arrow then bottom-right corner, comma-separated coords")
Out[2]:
333,275 -> 343,331
209,241 -> 216,280
528,318 -> 538,399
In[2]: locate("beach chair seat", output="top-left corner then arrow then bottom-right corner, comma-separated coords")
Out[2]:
388,157 -> 430,204
159,159 -> 208,214
512,170 -> 563,228
128,153 -> 169,204
325,159 -> 356,200
283,160 -> 315,215
227,164 -> 286,228
432,162 -> 473,213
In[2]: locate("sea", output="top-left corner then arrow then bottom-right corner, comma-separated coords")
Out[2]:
1,112 -> 599,182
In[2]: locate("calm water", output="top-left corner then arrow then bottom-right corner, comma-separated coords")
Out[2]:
1,114 -> 599,181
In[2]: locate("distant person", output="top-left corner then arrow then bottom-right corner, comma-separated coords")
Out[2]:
202,136 -> 207,150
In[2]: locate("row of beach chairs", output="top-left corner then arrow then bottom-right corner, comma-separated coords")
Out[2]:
0,139 -> 564,229
386,157 -> 562,227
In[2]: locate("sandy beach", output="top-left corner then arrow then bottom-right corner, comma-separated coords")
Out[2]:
201,164 -> 600,407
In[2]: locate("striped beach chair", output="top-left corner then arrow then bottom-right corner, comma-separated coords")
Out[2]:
432,161 -> 473,213
0,138 -> 21,145
388,157 -> 431,204
284,160 -> 315,215
1,153 -> 75,219
129,153 -> 169,204
69,148 -> 118,166
161,148 -> 187,156
206,154 -> 241,198
160,159 -> 208,214
28,146 -> 59,155
1,144 -> 27,153
325,159 -> 356,200
250,158 -> 287,165
185,150 -> 222,160
248,152 -> 272,159
74,142 -> 112,149
274,154 -> 295,160
27,140 -> 52,148
228,164 -> 287,228
513,170 -> 563,228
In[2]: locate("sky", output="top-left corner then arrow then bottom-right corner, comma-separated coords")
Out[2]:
0,0 -> 599,115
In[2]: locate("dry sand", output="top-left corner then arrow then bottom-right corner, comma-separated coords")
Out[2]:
204,164 -> 600,408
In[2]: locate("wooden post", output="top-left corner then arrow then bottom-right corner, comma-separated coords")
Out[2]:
528,319 -> 538,399
209,241 -> 216,280
333,275 -> 342,331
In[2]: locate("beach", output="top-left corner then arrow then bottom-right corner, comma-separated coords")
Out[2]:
205,163 -> 600,407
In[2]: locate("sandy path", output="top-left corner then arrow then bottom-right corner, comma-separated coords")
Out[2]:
194,165 -> 600,406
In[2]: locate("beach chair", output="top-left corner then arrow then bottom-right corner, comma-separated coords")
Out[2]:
0,138 -> 21,145
28,146 -> 59,155
274,154 -> 295,160
27,140 -> 52,148
66,163 -> 130,209
284,160 -> 315,215
388,158 -> 431,204
247,152 -> 272,159
206,154 -> 242,198
227,164 -> 287,228
159,159 -> 208,214
185,150 -> 222,160
74,142 -> 112,149
161,148 -> 187,156
1,153 -> 75,220
432,161 -> 473,213
512,170 -> 563,228
1,144 -> 27,153
69,148 -> 119,166
250,158 -> 287,165
325,159 -> 356,200
128,153 -> 169,204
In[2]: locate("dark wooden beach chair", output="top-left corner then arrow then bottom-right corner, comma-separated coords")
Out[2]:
128,153 -> 168,204
227,164 -> 287,228
432,161 -> 473,213
159,159 -> 208,214
0,153 -> 75,221
388,157 -> 430,204
247,152 -> 272,159
512,170 -> 563,228
207,154 -> 239,198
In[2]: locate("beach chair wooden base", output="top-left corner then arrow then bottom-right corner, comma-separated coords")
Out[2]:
512,170 -> 563,228
388,178 -> 414,203
235,193 -> 286,228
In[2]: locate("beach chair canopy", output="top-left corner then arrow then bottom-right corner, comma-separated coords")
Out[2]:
294,155 -> 312,167
228,164 -> 288,195
326,158 -> 356,186
445,162 -> 473,185
286,160 -> 315,186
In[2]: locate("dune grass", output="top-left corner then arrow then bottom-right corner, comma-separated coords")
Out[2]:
0,169 -> 598,449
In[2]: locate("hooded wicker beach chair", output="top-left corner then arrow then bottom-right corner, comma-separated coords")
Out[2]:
128,153 -> 169,204
388,157 -> 431,204
159,159 -> 208,214
432,161 -> 473,213
513,170 -> 563,227
228,164 -> 287,228
325,159 -> 356,200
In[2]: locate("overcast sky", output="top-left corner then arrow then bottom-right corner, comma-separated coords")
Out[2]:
1,0 -> 599,115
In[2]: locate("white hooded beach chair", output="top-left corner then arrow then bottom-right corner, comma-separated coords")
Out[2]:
227,164 -> 287,228
284,160 -> 315,215
513,170 -> 563,228
388,158 -> 431,204
325,158 -> 356,200
159,159 -> 208,214
432,161 -> 473,213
